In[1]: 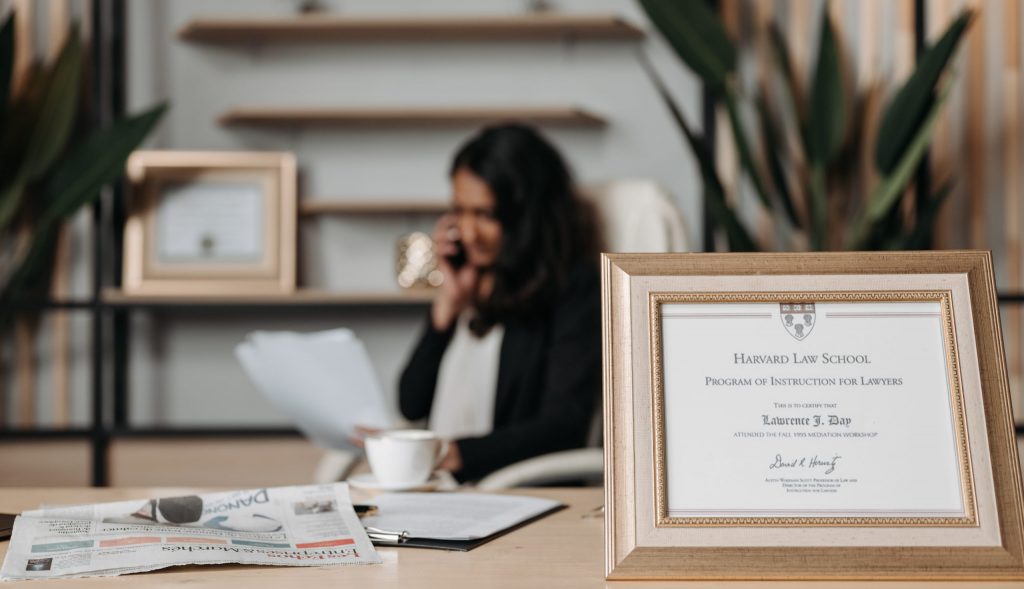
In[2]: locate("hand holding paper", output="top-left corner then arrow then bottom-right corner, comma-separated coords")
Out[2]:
235,328 -> 393,450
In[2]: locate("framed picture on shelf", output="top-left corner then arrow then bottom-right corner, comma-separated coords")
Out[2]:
122,151 -> 297,295
602,251 -> 1024,580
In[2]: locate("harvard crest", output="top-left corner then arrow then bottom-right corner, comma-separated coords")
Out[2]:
781,303 -> 815,340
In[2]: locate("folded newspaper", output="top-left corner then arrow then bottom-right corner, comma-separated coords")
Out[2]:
0,483 -> 380,580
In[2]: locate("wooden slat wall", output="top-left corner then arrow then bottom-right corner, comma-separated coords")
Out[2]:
48,0 -> 71,427
1003,0 -> 1022,418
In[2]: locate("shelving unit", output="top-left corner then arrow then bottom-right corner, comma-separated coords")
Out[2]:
218,106 -> 606,128
177,14 -> 646,43
300,200 -> 447,216
102,288 -> 435,307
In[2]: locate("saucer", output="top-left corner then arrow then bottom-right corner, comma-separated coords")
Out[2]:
347,472 -> 444,492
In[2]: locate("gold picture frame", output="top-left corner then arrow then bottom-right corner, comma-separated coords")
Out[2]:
122,151 -> 297,295
603,251 -> 1024,580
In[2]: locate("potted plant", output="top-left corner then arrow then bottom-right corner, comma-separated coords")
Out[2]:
639,0 -> 973,252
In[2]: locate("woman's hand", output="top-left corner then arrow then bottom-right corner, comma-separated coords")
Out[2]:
347,425 -> 382,449
431,214 -> 478,331
437,440 -> 463,473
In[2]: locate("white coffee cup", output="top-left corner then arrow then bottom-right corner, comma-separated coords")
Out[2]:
364,429 -> 447,488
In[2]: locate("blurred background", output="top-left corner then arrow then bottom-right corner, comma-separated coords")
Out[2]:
1,0 -> 1022,488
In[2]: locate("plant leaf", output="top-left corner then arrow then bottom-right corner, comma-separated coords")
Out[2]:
898,180 -> 954,250
768,22 -> 808,151
849,83 -> 952,249
684,122 -> 757,252
638,53 -> 755,251
808,12 -> 845,165
0,11 -> 14,130
755,93 -> 801,228
874,9 -> 972,175
0,225 -> 57,333
0,180 -> 23,231
40,103 -> 167,228
639,0 -> 736,88
19,26 -> 82,182
808,163 -> 827,250
722,91 -> 776,215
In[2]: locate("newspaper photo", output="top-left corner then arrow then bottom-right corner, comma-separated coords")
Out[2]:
1,483 -> 380,580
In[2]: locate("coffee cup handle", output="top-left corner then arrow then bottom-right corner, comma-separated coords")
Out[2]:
434,440 -> 450,469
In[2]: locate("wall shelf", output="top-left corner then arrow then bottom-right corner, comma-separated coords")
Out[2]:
178,14 -> 645,43
300,200 -> 448,216
218,106 -> 606,128
102,288 -> 434,307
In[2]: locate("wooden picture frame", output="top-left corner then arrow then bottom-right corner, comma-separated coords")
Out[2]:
602,251 -> 1024,580
122,151 -> 297,295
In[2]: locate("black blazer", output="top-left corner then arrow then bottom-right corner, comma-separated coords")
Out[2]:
398,263 -> 601,481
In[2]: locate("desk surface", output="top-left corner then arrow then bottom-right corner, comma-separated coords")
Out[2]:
1,487 -> 1022,588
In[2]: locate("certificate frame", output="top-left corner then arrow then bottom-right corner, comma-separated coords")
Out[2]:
122,151 -> 297,295
603,251 -> 1024,580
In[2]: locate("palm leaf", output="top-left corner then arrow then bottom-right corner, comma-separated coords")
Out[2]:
849,83 -> 952,249
684,121 -> 757,252
40,103 -> 167,227
808,13 -> 845,165
755,93 -> 801,228
897,180 -> 954,250
768,22 -> 808,152
0,12 -> 14,131
19,25 -> 82,181
722,91 -> 776,215
639,53 -> 755,251
639,0 -> 736,88
874,10 -> 971,174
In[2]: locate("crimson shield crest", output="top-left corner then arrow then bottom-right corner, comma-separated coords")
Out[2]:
780,302 -> 815,341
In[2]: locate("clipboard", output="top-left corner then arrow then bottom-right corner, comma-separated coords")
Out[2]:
365,502 -> 566,552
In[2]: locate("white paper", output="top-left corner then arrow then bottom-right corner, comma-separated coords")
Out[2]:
235,328 -> 393,450
1,484 -> 380,581
156,181 -> 264,262
661,300 -> 965,518
360,493 -> 561,540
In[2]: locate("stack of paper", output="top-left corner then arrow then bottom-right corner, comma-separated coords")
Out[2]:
235,329 -> 393,450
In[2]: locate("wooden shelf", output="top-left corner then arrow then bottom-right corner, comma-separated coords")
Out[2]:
300,200 -> 447,215
218,106 -> 606,128
102,288 -> 434,307
178,14 -> 645,43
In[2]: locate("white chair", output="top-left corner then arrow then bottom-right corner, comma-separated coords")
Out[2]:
313,179 -> 689,487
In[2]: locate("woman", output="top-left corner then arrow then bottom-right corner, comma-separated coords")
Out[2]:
399,123 -> 602,482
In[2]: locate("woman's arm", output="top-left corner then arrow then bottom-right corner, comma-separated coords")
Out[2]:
454,263 -> 601,480
398,318 -> 456,422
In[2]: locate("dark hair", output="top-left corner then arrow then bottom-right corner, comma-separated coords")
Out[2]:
450,123 -> 599,333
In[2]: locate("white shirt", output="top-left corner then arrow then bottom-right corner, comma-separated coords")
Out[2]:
429,313 -> 505,440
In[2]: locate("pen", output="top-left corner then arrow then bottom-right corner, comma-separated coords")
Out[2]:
365,526 -> 409,544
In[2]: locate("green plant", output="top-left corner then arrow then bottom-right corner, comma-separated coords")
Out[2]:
0,12 -> 166,332
639,0 -> 972,252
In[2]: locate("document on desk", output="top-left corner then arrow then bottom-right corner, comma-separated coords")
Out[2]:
361,493 -> 565,551
0,483 -> 380,580
235,328 -> 393,450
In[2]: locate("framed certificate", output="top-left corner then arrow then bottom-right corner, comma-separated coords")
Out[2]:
122,151 -> 297,295
603,252 -> 1024,580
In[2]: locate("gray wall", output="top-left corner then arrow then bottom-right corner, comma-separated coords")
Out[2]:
123,0 -> 702,426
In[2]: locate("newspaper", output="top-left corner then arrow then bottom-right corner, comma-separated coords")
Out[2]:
0,483 -> 380,581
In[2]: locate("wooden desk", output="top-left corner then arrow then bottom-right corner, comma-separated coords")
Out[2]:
1,487 -> 1023,588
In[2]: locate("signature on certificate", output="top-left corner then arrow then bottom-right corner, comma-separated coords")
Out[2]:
768,453 -> 842,475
